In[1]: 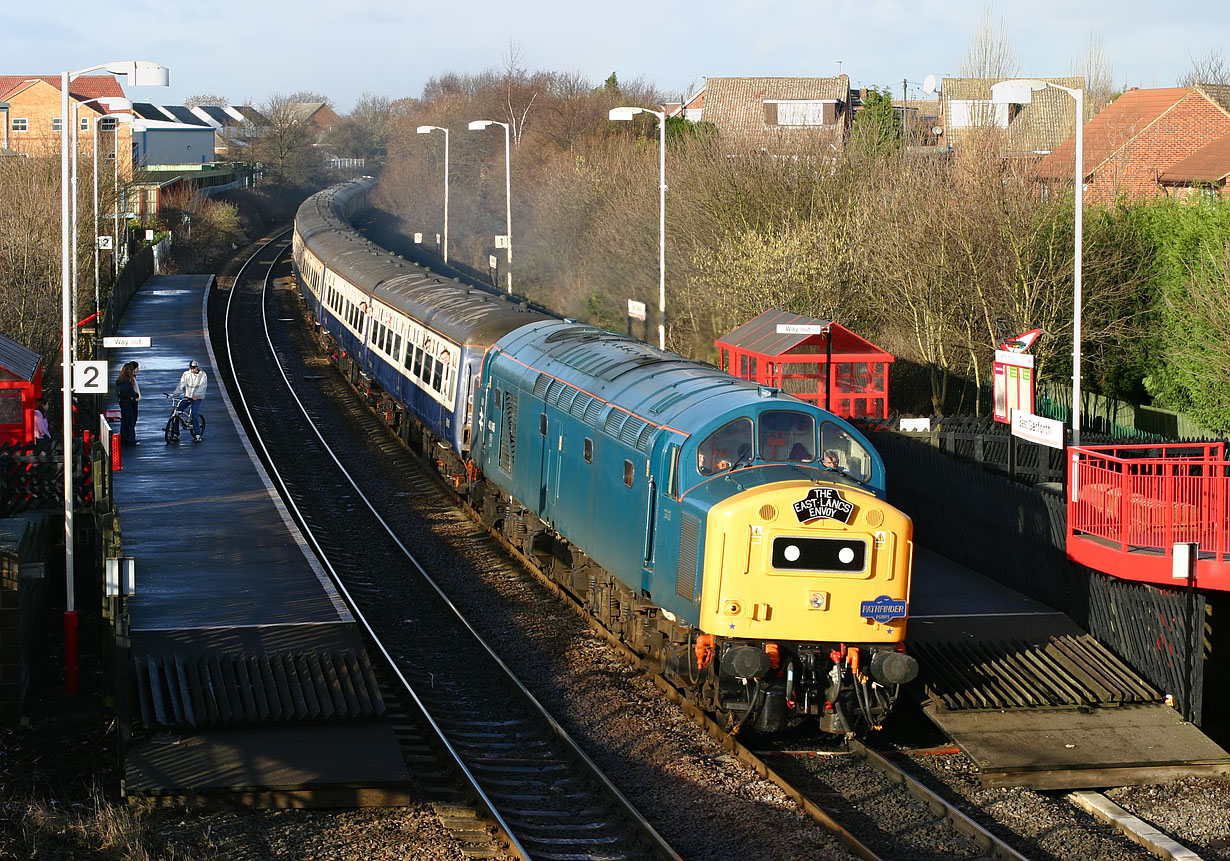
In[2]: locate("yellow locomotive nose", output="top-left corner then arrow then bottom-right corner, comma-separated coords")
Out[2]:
699,480 -> 913,643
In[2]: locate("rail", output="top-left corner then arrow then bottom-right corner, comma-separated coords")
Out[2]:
1068,442 -> 1230,589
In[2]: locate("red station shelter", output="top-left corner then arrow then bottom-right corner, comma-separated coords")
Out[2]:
715,310 -> 894,419
0,334 -> 43,445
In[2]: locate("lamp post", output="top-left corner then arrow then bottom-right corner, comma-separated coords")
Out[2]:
416,125 -> 449,263
72,97 -> 132,354
90,105 -> 133,341
609,106 -> 667,351
0,101 -> 9,149
467,119 -> 512,293
990,79 -> 1084,445
59,61 -> 167,693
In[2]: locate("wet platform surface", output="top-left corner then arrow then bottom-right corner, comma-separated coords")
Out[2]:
109,274 -> 409,803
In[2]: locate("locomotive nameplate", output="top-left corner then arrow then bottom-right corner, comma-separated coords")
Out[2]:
793,486 -> 854,524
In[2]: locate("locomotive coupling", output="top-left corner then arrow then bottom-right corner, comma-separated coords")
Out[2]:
869,648 -> 919,686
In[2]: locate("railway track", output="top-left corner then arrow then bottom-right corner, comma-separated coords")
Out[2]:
212,230 -> 680,861
207,230 -> 1182,860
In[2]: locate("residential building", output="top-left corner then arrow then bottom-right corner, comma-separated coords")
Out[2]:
1157,133 -> 1230,198
0,74 -> 134,176
1034,86 -> 1230,205
684,76 -> 852,151
939,77 -> 1082,156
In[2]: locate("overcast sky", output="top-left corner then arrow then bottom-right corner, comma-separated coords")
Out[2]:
6,1 -> 1227,112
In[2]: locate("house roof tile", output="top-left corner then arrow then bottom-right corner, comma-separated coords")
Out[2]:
1034,87 -> 1197,179
1158,132 -> 1230,183
0,75 -> 124,103
700,76 -> 850,139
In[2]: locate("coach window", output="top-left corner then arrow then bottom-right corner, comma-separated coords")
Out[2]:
623,459 -> 634,487
584,438 -> 593,463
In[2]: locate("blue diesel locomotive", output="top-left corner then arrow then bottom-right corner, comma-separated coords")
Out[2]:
293,178 -> 918,735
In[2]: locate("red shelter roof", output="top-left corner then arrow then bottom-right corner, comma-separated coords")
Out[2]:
715,310 -> 894,419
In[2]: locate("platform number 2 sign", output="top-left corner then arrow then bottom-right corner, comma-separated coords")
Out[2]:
73,361 -> 108,394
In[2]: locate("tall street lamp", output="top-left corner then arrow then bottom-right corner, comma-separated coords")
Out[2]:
609,106 -> 667,351
991,79 -> 1084,445
59,61 -> 167,693
416,125 -> 449,263
73,96 -> 132,353
468,119 -> 512,293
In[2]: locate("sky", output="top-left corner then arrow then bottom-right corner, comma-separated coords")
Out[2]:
5,0 -> 1228,112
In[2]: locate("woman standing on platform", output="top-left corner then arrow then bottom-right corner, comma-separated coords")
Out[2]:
116,361 -> 141,446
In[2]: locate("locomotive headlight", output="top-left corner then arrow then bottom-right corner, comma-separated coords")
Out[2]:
771,536 -> 868,574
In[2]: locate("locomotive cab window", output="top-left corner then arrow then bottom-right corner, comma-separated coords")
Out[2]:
697,418 -> 753,475
759,410 -> 816,463
819,422 -> 873,483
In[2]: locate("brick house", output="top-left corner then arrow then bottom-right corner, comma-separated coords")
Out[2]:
686,76 -> 852,151
0,75 -> 134,177
1034,86 -> 1230,205
939,77 -> 1082,156
1157,133 -> 1230,198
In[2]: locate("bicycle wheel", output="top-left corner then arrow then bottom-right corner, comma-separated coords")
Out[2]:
164,421 -> 175,443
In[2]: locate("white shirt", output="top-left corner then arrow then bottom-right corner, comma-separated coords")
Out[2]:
173,368 -> 208,400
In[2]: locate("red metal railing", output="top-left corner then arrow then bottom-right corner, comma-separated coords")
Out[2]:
1068,442 -> 1230,589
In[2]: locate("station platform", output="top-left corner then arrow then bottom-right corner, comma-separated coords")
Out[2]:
907,547 -> 1230,789
107,274 -> 410,805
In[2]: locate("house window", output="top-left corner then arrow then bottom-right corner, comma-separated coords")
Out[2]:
79,117 -> 89,132
99,117 -> 118,131
11,118 -> 27,132
946,100 -> 1009,130
51,118 -> 63,132
765,100 -> 837,127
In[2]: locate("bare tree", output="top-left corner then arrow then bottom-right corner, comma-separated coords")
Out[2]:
184,94 -> 229,109
245,93 -> 326,186
1072,34 -> 1116,116
1179,49 -> 1230,86
957,5 -> 1020,79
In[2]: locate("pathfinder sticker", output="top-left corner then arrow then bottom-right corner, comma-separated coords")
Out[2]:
793,486 -> 855,524
860,595 -> 908,623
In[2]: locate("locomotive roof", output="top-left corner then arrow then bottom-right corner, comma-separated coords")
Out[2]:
491,320 -> 819,442
296,180 -> 548,346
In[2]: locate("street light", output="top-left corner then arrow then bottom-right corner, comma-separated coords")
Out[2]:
416,125 -> 449,263
991,79 -> 1084,445
609,106 -> 667,351
468,119 -> 512,293
72,96 -> 132,354
59,61 -> 167,693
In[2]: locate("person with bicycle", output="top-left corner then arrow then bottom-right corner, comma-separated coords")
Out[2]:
172,359 -> 208,441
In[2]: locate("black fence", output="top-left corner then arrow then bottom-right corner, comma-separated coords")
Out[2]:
863,428 -> 1207,723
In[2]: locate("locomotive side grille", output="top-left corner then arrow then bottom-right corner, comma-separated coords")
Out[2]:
605,410 -> 627,438
558,387 -> 578,412
545,378 -> 566,405
584,398 -> 604,425
571,393 -> 595,421
533,373 -> 551,398
620,417 -> 647,446
636,424 -> 654,452
500,393 -> 518,474
678,515 -> 699,600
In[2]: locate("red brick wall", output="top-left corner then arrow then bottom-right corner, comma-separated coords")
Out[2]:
1086,92 -> 1230,205
4,82 -> 134,179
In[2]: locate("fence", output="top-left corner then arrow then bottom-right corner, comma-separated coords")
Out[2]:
1037,380 -> 1213,440
863,427 -> 1208,723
